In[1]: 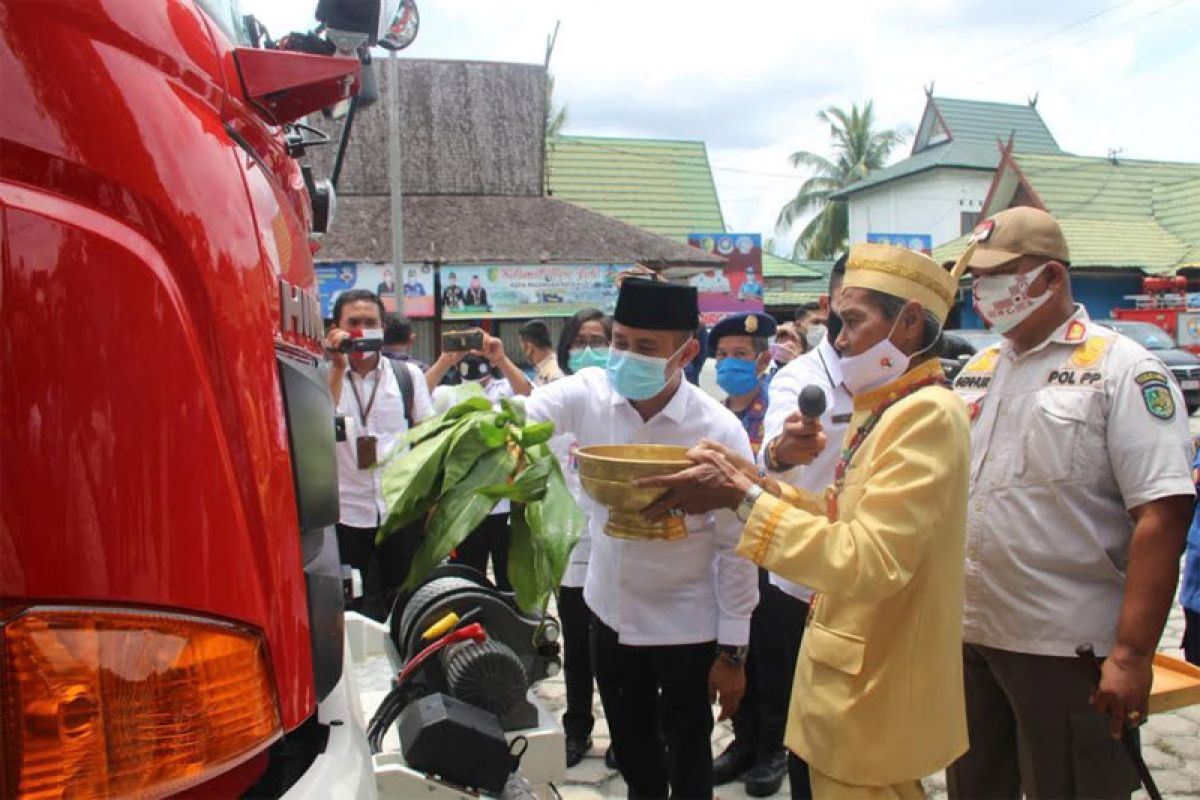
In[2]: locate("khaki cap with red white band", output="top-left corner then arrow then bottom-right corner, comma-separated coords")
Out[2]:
966,206 -> 1070,271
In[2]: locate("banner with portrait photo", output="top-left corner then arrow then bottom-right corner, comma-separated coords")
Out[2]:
866,232 -> 933,255
438,264 -> 625,320
685,233 -> 764,326
315,261 -> 435,319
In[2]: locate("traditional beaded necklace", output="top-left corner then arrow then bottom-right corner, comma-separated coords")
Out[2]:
825,372 -> 948,519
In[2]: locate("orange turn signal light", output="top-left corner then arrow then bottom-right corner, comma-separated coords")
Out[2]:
1,606 -> 282,799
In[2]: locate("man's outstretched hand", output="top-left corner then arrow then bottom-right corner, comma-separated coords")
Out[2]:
634,445 -> 755,518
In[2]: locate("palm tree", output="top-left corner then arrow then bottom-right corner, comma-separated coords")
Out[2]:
777,101 -> 907,260
545,72 -> 568,140
544,72 -> 568,194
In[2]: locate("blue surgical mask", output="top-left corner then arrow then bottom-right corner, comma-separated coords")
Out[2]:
568,346 -> 610,373
716,357 -> 760,396
606,342 -> 688,401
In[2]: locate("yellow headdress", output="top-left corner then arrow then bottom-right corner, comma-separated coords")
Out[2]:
843,242 -> 976,322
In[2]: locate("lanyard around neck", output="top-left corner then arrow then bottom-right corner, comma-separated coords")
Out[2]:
347,361 -> 383,427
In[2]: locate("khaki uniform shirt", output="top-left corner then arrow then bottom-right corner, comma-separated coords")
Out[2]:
535,354 -> 565,387
955,307 -> 1194,657
738,359 -> 970,785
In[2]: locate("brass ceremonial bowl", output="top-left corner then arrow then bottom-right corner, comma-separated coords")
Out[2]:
575,445 -> 693,541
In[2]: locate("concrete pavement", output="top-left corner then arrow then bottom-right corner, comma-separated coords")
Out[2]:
539,599 -> 1199,799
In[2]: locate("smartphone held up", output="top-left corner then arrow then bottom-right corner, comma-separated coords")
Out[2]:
441,329 -> 484,352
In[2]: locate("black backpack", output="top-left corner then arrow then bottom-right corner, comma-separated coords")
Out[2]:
387,358 -> 416,429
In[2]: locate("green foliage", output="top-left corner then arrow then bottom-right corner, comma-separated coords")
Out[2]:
379,418 -> 466,535
777,100 -> 908,260
517,421 -> 555,448
400,447 -> 518,591
377,396 -> 583,612
507,505 -> 546,613
506,450 -> 584,612
526,455 -> 584,593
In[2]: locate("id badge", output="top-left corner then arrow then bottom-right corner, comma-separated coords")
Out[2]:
356,435 -> 378,469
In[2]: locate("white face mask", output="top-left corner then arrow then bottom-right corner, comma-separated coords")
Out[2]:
838,308 -> 941,395
973,264 -> 1051,334
838,323 -> 910,395
805,324 -> 827,348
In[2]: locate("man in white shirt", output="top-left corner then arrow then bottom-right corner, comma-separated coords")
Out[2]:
523,278 -> 758,799
324,290 -> 433,617
947,208 -> 1194,799
719,255 -> 846,800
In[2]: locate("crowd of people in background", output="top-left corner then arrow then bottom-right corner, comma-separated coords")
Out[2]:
321,204 -> 1200,799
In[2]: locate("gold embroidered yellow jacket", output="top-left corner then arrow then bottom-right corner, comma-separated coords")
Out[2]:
737,358 -> 970,786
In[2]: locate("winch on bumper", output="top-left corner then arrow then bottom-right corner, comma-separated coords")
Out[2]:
340,566 -> 566,799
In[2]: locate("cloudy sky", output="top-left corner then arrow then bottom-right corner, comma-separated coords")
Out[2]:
250,0 -> 1199,254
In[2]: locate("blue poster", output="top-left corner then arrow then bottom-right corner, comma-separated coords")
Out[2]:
315,261 -> 435,319
866,232 -> 932,255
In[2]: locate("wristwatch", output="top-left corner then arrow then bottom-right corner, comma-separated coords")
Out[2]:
716,644 -> 749,667
736,483 -> 765,522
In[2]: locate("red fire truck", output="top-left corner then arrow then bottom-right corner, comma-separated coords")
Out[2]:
1,1 -> 406,796
1112,275 -> 1200,356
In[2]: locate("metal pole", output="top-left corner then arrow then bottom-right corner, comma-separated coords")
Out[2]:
387,50 -> 405,316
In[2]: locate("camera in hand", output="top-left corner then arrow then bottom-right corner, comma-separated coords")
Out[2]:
337,328 -> 384,353
442,330 -> 484,352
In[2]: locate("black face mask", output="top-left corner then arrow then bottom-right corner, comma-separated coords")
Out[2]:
826,310 -> 843,347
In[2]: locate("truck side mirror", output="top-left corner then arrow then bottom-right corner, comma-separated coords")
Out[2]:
378,0 -> 419,51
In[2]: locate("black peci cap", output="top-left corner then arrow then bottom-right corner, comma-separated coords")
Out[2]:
613,278 -> 699,331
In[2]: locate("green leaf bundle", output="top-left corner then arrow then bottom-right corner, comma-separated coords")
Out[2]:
376,394 -> 586,613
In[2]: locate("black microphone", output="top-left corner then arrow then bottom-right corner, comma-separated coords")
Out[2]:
798,385 -> 827,420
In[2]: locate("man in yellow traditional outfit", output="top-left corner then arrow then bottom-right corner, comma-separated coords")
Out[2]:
638,243 -> 972,799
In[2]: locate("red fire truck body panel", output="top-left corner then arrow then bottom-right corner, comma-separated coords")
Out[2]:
0,0 -> 346,737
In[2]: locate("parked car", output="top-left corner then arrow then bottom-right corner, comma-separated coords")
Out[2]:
1096,319 -> 1200,415
947,329 -> 1003,353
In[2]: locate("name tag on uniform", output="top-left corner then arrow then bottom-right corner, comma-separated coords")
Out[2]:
356,435 -> 378,469
832,413 -> 853,424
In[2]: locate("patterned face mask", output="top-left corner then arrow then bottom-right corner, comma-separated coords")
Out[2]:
972,264 -> 1051,334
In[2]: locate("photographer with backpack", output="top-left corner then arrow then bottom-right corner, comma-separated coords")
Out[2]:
325,290 -> 433,618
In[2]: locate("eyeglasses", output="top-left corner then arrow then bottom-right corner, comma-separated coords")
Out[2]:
572,336 -> 609,349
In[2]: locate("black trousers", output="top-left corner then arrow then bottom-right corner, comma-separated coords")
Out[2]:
1184,608 -> 1200,665
451,512 -> 512,591
731,570 -> 812,798
591,615 -> 715,799
559,585 -> 594,742
335,523 -> 416,621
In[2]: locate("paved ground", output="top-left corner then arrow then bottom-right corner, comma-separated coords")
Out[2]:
528,598 -> 1198,800
355,593 -> 1198,798
529,415 -> 1200,798
358,412 -> 1200,797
